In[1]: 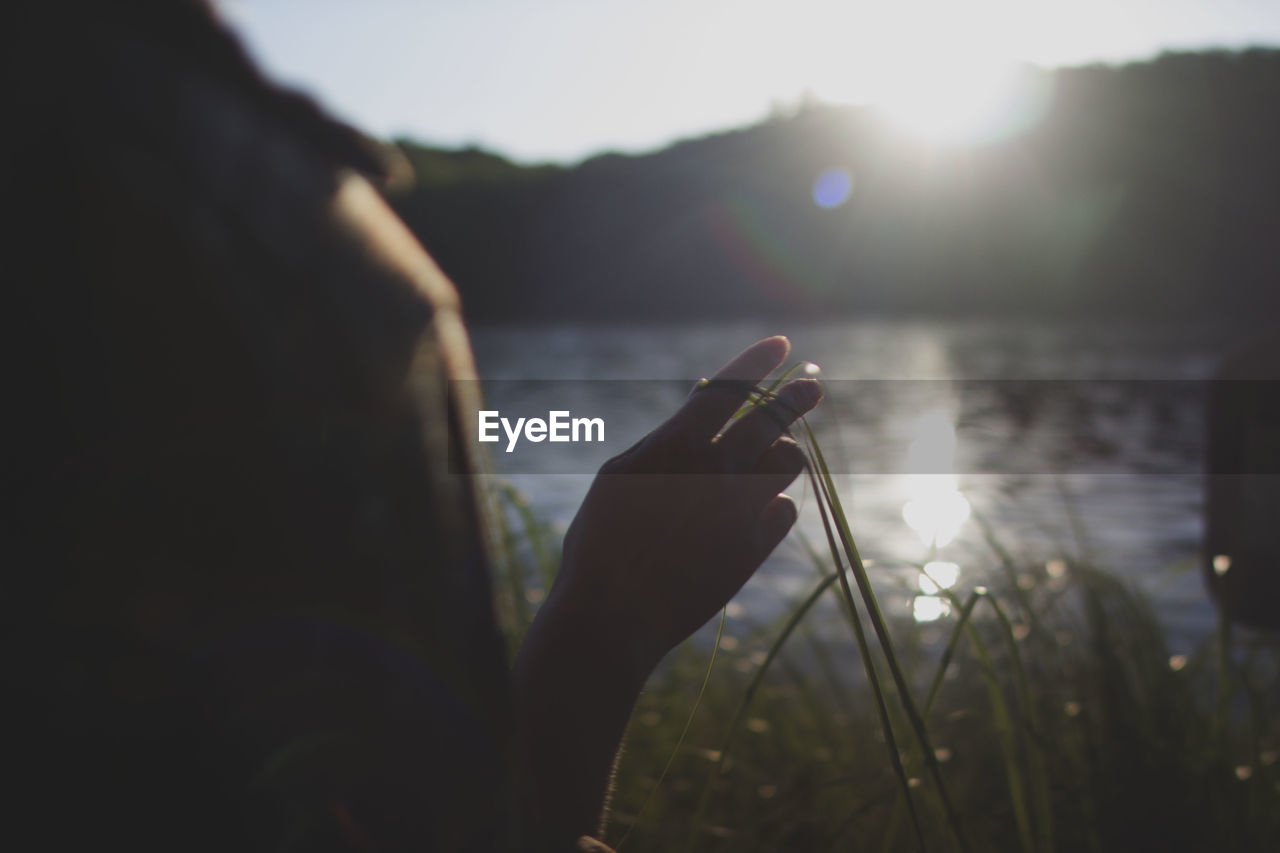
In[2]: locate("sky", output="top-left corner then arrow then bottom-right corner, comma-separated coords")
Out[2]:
213,0 -> 1280,164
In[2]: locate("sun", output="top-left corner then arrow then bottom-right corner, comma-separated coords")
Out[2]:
797,2 -> 1054,147
871,58 -> 1040,145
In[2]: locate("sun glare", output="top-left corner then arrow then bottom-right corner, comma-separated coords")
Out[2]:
873,59 -> 1038,145
799,1 -> 1055,147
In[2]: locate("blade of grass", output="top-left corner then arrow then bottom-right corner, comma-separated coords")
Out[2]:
753,386 -> 932,850
877,791 -> 907,853
923,590 -> 984,716
979,591 -> 1054,853
617,608 -> 728,850
684,571 -> 840,852
795,528 -> 860,715
800,417 -> 970,853
964,612 -> 1034,853
969,506 -> 1047,644
923,569 -> 1052,853
800,445 -> 930,852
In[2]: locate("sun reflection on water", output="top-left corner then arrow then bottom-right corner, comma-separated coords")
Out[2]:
903,410 -> 970,621
919,560 -> 960,594
902,409 -> 971,548
912,597 -> 949,622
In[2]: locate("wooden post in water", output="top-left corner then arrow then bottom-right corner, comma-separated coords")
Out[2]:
1205,333 -> 1280,630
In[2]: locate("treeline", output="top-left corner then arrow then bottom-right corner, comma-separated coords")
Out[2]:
385,49 -> 1280,324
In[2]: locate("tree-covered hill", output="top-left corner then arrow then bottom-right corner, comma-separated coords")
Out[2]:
385,49 -> 1280,325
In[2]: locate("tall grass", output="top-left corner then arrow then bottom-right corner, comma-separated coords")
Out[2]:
487,369 -> 1280,852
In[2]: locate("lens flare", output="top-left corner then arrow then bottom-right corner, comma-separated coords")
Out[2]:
812,168 -> 853,209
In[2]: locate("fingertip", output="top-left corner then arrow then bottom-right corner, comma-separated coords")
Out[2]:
771,493 -> 798,523
757,336 -> 792,371
763,334 -> 791,359
757,494 -> 798,552
719,335 -> 790,381
779,377 -> 823,413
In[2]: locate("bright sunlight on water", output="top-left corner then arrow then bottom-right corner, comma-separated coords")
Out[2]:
914,561 -> 962,622
901,409 -> 972,549
900,410 -> 971,621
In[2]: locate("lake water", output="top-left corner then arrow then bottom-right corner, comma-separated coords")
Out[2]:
469,317 -> 1239,650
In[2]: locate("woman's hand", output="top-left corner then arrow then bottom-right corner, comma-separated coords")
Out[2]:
545,335 -> 822,676
512,336 -> 821,847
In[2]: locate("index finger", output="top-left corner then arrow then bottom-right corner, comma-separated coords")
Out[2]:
672,336 -> 791,441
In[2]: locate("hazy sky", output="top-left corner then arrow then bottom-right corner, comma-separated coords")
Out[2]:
213,0 -> 1280,163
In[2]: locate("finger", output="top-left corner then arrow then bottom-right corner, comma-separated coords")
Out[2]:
716,378 -> 822,463
672,336 -> 790,441
709,335 -> 791,383
753,494 -> 798,563
738,437 -> 807,504
711,492 -> 799,609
